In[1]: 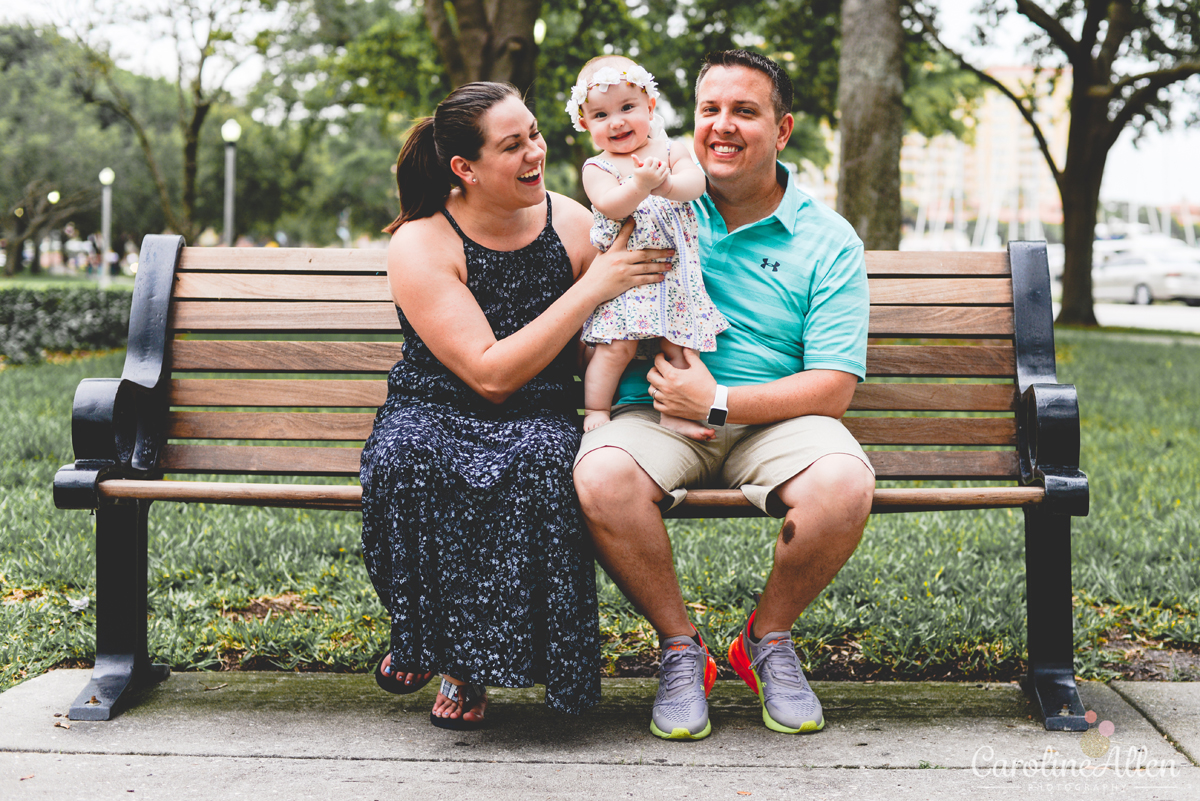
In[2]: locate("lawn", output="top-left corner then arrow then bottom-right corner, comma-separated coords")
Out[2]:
2,329 -> 1198,692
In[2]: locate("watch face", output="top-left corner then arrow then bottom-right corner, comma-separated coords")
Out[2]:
707,407 -> 727,427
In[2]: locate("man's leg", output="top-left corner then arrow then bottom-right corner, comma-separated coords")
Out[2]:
753,453 -> 875,636
723,437 -> 875,734
574,445 -> 691,638
575,442 -> 717,740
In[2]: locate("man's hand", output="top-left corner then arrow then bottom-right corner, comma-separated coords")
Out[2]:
647,348 -> 717,422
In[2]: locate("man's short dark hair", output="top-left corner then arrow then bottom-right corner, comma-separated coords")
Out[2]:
695,50 -> 794,122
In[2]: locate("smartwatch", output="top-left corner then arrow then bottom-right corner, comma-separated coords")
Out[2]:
707,384 -> 729,427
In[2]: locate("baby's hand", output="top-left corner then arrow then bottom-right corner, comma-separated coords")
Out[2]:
630,154 -> 670,194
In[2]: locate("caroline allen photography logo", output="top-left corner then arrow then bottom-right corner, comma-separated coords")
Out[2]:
972,708 -> 1183,787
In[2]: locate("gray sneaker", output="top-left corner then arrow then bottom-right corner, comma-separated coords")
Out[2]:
650,633 -> 716,740
729,617 -> 824,734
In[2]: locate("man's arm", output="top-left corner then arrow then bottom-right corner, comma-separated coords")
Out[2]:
646,350 -> 857,425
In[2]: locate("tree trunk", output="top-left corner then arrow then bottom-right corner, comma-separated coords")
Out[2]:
836,0 -> 904,250
423,0 -> 542,95
1054,82 -> 1109,327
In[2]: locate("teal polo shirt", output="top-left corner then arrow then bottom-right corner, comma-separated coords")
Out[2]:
614,163 -> 868,405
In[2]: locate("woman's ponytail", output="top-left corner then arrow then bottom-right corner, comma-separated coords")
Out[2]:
384,117 -> 445,233
383,82 -> 521,234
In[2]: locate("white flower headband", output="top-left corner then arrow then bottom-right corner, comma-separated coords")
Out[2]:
565,64 -> 661,133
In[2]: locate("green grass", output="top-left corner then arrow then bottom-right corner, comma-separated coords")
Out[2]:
2,330 -> 1198,692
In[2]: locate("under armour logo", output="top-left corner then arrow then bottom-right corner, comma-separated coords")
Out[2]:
760,258 -> 779,272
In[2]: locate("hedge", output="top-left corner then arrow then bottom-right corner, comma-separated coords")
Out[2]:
0,287 -> 132,365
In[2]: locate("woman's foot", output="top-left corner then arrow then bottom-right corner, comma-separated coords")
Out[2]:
583,409 -> 611,432
660,413 -> 715,442
376,653 -> 435,694
431,675 -> 488,726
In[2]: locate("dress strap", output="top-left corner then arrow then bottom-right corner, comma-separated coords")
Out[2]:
440,193 -> 553,242
583,157 -> 622,179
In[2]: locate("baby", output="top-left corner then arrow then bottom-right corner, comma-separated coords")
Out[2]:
567,56 -> 729,441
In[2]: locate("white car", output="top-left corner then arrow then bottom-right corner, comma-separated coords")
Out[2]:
1092,250 -> 1200,306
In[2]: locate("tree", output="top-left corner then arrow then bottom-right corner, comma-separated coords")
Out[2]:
424,0 -> 543,94
67,0 -> 274,243
909,1 -> 1200,326
838,0 -> 905,250
0,26 -> 161,275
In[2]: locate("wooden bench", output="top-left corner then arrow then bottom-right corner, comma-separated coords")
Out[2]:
54,234 -> 1089,729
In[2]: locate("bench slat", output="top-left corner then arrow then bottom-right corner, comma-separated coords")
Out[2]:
170,301 -> 401,332
866,345 -> 1015,377
869,306 -> 1014,337
180,248 -> 388,273
170,379 -> 388,407
159,444 -> 363,475
165,411 -> 1015,446
868,278 -> 1012,305
158,443 -> 1017,479
850,383 -> 1016,411
845,418 -> 1016,446
169,380 -> 1016,412
170,340 -> 401,372
170,302 -> 1013,336
167,411 -> 377,440
174,273 -> 391,301
864,251 -> 1010,276
172,272 -> 1013,306
865,450 -> 1019,479
95,479 -> 1043,515
176,248 -> 1009,277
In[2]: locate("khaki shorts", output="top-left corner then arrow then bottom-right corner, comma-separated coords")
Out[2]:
574,405 -> 875,518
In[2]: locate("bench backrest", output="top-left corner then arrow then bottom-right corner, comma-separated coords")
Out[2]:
157,245 -> 1039,488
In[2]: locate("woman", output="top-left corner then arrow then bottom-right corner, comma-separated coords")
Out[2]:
360,81 -> 671,729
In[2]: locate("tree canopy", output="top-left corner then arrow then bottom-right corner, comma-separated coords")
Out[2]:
909,0 -> 1200,325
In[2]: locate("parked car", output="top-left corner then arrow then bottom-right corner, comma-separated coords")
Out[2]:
1092,250 -> 1200,305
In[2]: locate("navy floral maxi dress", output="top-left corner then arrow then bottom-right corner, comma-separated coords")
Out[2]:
359,196 -> 601,715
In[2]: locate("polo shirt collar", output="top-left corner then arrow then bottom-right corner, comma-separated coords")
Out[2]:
698,162 -> 809,236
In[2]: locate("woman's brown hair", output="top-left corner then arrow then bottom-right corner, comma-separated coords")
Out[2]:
383,82 -> 521,234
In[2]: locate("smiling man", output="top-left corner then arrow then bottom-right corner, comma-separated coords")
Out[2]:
573,49 -> 875,741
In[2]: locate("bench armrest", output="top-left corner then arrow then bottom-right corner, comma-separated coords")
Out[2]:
54,234 -> 184,510
1017,383 -> 1089,517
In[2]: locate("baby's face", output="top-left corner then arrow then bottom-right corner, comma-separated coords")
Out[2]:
580,82 -> 655,156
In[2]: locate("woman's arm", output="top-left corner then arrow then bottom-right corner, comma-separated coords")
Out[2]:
388,206 -> 670,405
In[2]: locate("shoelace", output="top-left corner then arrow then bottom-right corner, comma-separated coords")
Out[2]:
750,639 -> 807,690
659,645 -> 701,695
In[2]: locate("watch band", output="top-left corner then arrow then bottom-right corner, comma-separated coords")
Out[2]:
707,384 -> 729,427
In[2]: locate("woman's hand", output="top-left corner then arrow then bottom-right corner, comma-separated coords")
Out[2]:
579,219 -> 673,304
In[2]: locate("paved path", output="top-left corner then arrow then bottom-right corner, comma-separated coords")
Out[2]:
2,671 -> 1197,800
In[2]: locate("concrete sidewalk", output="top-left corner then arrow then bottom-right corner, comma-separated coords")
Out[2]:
2,671 -> 1197,800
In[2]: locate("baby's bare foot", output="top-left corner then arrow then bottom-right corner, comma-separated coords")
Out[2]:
660,414 -> 715,442
583,410 -> 611,432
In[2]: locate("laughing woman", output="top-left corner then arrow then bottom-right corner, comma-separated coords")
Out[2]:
360,82 -> 671,728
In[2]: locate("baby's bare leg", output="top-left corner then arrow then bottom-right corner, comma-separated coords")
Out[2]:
583,340 -> 640,432
655,340 -> 715,442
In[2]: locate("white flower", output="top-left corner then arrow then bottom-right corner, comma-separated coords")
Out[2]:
564,63 -> 661,133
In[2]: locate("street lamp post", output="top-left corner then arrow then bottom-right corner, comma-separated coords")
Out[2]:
221,119 -> 242,247
98,168 -> 115,289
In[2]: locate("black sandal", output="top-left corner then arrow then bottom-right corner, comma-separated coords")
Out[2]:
374,653 -> 435,695
429,676 -> 488,730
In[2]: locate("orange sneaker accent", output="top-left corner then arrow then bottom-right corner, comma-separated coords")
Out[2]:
727,610 -> 760,695
690,627 -> 719,698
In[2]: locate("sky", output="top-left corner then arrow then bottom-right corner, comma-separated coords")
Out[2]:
4,0 -> 1198,207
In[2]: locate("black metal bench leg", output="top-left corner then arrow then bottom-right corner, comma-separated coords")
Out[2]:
69,499 -> 169,720
1021,506 -> 1087,731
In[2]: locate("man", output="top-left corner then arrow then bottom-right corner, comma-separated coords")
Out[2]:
573,50 -> 876,740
